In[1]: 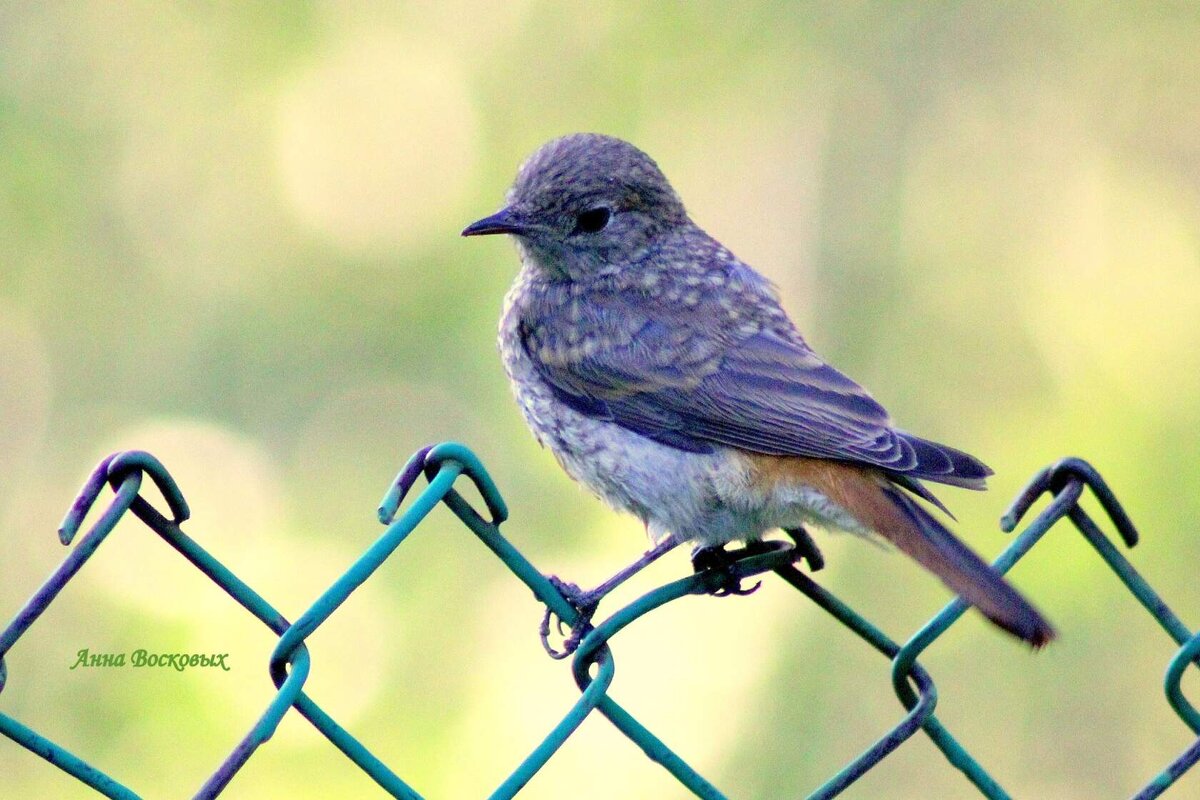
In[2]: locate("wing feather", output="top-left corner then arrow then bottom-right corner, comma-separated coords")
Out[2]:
521,276 -> 990,486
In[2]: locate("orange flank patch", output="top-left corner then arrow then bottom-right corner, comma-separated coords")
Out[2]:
738,453 -> 903,536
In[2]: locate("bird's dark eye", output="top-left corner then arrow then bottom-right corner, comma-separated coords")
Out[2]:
573,207 -> 611,235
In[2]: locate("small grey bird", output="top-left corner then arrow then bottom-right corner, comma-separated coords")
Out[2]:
463,133 -> 1053,647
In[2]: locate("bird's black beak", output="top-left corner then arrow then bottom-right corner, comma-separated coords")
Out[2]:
461,207 -> 529,237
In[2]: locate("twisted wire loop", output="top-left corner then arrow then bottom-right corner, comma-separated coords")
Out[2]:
1,445 -> 1198,798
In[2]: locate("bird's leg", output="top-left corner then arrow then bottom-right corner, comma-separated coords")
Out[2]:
575,537 -> 680,606
540,537 -> 679,659
784,526 -> 824,571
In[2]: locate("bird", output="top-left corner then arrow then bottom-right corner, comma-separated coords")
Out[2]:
462,132 -> 1054,648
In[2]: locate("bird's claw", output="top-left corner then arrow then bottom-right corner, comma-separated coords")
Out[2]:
692,534 -> 822,596
691,544 -> 767,597
539,576 -> 597,660
715,578 -> 763,597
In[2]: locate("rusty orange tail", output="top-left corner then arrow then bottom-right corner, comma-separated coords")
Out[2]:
754,456 -> 1055,646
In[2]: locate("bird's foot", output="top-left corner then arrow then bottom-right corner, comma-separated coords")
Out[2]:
537,539 -> 679,659
784,526 -> 825,572
692,533 -> 823,596
691,540 -> 779,597
539,576 -> 600,660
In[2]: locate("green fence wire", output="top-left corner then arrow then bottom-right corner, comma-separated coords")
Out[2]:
1,442 -> 1198,798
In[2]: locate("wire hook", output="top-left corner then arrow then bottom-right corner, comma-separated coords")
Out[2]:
1000,456 -> 1137,547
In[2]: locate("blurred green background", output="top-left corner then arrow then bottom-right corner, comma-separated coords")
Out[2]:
3,2 -> 1200,798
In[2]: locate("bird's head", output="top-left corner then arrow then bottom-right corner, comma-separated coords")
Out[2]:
462,133 -> 688,279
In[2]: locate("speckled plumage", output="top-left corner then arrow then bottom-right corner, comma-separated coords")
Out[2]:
465,133 -> 1053,645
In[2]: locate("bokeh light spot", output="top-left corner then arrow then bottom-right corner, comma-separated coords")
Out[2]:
277,36 -> 479,251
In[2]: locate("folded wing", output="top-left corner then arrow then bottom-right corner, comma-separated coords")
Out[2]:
522,287 -> 991,489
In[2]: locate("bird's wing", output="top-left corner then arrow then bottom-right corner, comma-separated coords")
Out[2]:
521,285 -> 988,485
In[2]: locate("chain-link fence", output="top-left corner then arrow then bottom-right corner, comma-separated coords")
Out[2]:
1,442 -> 1197,798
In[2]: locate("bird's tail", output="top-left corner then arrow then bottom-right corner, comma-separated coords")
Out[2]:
746,455 -> 1054,646
877,483 -> 1055,647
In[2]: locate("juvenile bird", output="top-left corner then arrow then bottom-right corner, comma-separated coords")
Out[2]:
463,133 -> 1054,647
